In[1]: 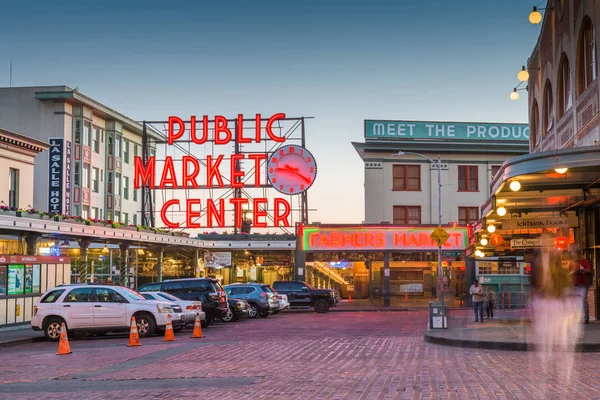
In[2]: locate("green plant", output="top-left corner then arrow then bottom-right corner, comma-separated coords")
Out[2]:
111,222 -> 120,228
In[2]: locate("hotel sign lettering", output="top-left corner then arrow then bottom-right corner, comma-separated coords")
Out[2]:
365,120 -> 529,141
301,226 -> 470,251
48,138 -> 65,215
502,216 -> 578,230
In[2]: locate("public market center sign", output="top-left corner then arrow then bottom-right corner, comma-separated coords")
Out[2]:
365,120 -> 529,141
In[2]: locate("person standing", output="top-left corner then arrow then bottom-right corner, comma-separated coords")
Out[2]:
485,287 -> 496,319
570,252 -> 593,324
470,280 -> 484,322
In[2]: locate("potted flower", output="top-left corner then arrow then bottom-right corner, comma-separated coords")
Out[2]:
120,224 -> 137,231
111,222 -> 120,229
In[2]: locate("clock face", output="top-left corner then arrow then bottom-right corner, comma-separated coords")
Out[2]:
267,145 -> 317,195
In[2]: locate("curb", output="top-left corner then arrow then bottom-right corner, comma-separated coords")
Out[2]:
424,332 -> 600,352
0,336 -> 46,349
286,307 -> 419,313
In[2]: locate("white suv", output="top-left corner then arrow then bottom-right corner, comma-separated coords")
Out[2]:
32,284 -> 186,341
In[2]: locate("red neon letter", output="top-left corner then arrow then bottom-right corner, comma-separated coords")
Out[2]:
206,155 -> 225,188
134,156 -> 155,189
186,199 -> 201,229
236,114 -> 251,144
160,199 -> 180,229
230,154 -> 245,188
266,113 -> 286,142
182,156 -> 200,189
207,198 -> 226,228
248,153 -> 267,186
255,114 -> 262,143
159,156 -> 178,188
252,198 -> 268,228
274,198 -> 291,227
191,115 -> 209,144
168,116 -> 185,145
214,115 -> 232,145
230,198 -> 249,229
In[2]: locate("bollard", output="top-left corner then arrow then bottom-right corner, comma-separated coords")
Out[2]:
502,291 -> 505,309
508,290 -> 511,309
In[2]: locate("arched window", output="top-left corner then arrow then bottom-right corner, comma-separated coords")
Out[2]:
577,17 -> 598,95
557,54 -> 572,118
542,80 -> 554,135
531,99 -> 540,146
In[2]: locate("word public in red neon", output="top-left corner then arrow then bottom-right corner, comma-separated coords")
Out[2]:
168,113 -> 287,145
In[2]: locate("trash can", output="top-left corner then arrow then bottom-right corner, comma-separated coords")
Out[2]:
428,300 -> 447,329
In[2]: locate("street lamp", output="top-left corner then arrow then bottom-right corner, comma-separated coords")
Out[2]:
392,151 -> 443,299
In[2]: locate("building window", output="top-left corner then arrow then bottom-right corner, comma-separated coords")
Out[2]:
458,166 -> 478,191
123,176 -> 129,200
83,164 -> 91,189
491,165 -> 501,179
93,128 -> 100,153
458,207 -> 479,225
133,188 -> 138,202
531,100 -> 540,147
116,174 -> 122,196
74,162 -> 81,186
107,133 -> 114,156
115,135 -> 122,158
123,212 -> 129,225
73,205 -> 80,217
82,206 -> 89,220
8,168 -> 18,209
114,211 -> 121,222
92,207 -> 99,219
542,80 -> 554,135
74,120 -> 82,144
557,54 -> 572,118
83,121 -> 91,147
107,172 -> 113,194
134,144 -> 138,158
106,210 -> 113,221
133,214 -> 137,226
392,165 -> 421,191
393,206 -> 421,225
577,17 -> 598,96
123,140 -> 129,164
92,167 -> 99,192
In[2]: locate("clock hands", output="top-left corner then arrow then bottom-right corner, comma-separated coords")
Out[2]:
276,164 -> 312,183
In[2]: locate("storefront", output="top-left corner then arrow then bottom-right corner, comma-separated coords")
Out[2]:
295,224 -> 471,302
0,255 -> 71,327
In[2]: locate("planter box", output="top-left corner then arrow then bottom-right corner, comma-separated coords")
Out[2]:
0,210 -> 17,217
120,226 -> 138,231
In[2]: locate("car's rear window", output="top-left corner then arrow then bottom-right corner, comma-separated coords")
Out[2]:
212,282 -> 223,292
181,280 -> 214,292
141,293 -> 154,300
138,283 -> 161,292
158,292 -> 180,302
41,289 -> 65,303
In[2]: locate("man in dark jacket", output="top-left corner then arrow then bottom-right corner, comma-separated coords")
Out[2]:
570,252 -> 593,324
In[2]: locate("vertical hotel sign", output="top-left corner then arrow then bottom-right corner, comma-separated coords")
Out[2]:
48,138 -> 70,215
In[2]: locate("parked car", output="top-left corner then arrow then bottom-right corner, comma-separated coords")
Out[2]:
138,278 -> 228,328
140,291 -> 205,327
272,290 -> 290,314
31,284 -> 185,341
272,281 -> 338,313
220,298 -> 249,322
223,283 -> 279,318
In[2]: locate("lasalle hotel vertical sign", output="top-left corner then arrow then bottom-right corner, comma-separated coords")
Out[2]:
48,137 -> 72,215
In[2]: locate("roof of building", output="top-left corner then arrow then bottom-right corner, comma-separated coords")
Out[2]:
0,127 -> 50,153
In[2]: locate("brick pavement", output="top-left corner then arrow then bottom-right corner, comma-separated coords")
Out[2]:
1,311 -> 600,400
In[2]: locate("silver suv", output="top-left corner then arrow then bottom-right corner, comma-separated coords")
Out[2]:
224,283 -> 279,318
31,284 -> 185,340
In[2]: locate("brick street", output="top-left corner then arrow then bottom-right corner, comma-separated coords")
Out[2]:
1,311 -> 599,400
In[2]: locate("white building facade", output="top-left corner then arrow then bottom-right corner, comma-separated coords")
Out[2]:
0,86 -> 158,226
353,120 -> 530,226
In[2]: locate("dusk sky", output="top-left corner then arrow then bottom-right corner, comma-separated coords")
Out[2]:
1,0 -> 541,226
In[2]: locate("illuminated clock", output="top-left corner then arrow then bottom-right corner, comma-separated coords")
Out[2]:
267,145 -> 317,195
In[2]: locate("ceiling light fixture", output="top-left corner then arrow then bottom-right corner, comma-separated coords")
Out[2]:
496,206 -> 507,217
510,180 -> 521,192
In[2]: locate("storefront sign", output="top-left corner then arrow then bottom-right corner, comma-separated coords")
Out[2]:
204,252 -> 232,268
510,237 -> 557,248
502,216 -> 578,230
48,138 -> 65,214
64,140 -> 72,216
365,120 -> 529,141
0,255 -> 70,264
300,226 -> 470,251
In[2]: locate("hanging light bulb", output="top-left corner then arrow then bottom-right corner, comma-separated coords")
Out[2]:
103,244 -> 109,252
510,180 -> 521,191
496,206 -> 507,217
529,6 -> 543,24
480,238 -> 489,246
518,66 -> 530,82
487,225 -> 496,233
510,88 -> 520,101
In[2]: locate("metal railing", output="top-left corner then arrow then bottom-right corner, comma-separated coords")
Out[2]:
490,291 -> 531,308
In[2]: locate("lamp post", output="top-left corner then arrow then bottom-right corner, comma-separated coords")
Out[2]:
392,151 -> 443,300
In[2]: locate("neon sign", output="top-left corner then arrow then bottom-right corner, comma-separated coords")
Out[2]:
300,226 -> 470,251
134,113 -> 314,229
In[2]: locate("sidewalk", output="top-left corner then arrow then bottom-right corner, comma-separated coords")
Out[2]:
424,308 -> 600,352
0,324 -> 45,348
325,296 -> 466,312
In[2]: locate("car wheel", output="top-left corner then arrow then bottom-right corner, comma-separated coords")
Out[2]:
44,317 -> 65,342
135,313 -> 156,337
201,314 -> 215,328
314,299 -> 329,313
272,310 -> 280,315
247,303 -> 259,319
259,310 -> 270,318
221,309 -> 235,323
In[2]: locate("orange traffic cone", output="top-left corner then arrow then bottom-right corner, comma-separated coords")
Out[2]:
348,295 -> 352,303
405,292 -> 409,300
127,316 -> 142,347
56,323 -> 71,355
163,314 -> 177,341
190,313 -> 204,338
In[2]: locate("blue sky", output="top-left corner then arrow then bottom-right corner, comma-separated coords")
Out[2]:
1,0 -> 541,225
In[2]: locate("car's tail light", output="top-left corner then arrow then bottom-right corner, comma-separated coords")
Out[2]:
218,292 -> 227,303
34,306 -> 39,316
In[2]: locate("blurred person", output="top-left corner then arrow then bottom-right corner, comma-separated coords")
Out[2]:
485,287 -> 496,319
570,252 -> 593,324
470,279 -> 484,323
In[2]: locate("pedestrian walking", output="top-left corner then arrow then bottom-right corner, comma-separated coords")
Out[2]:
470,280 -> 484,323
485,287 -> 495,319
569,251 -> 593,324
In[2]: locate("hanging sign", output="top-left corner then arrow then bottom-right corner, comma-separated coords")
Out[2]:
204,252 -> 232,268
502,216 -> 578,230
